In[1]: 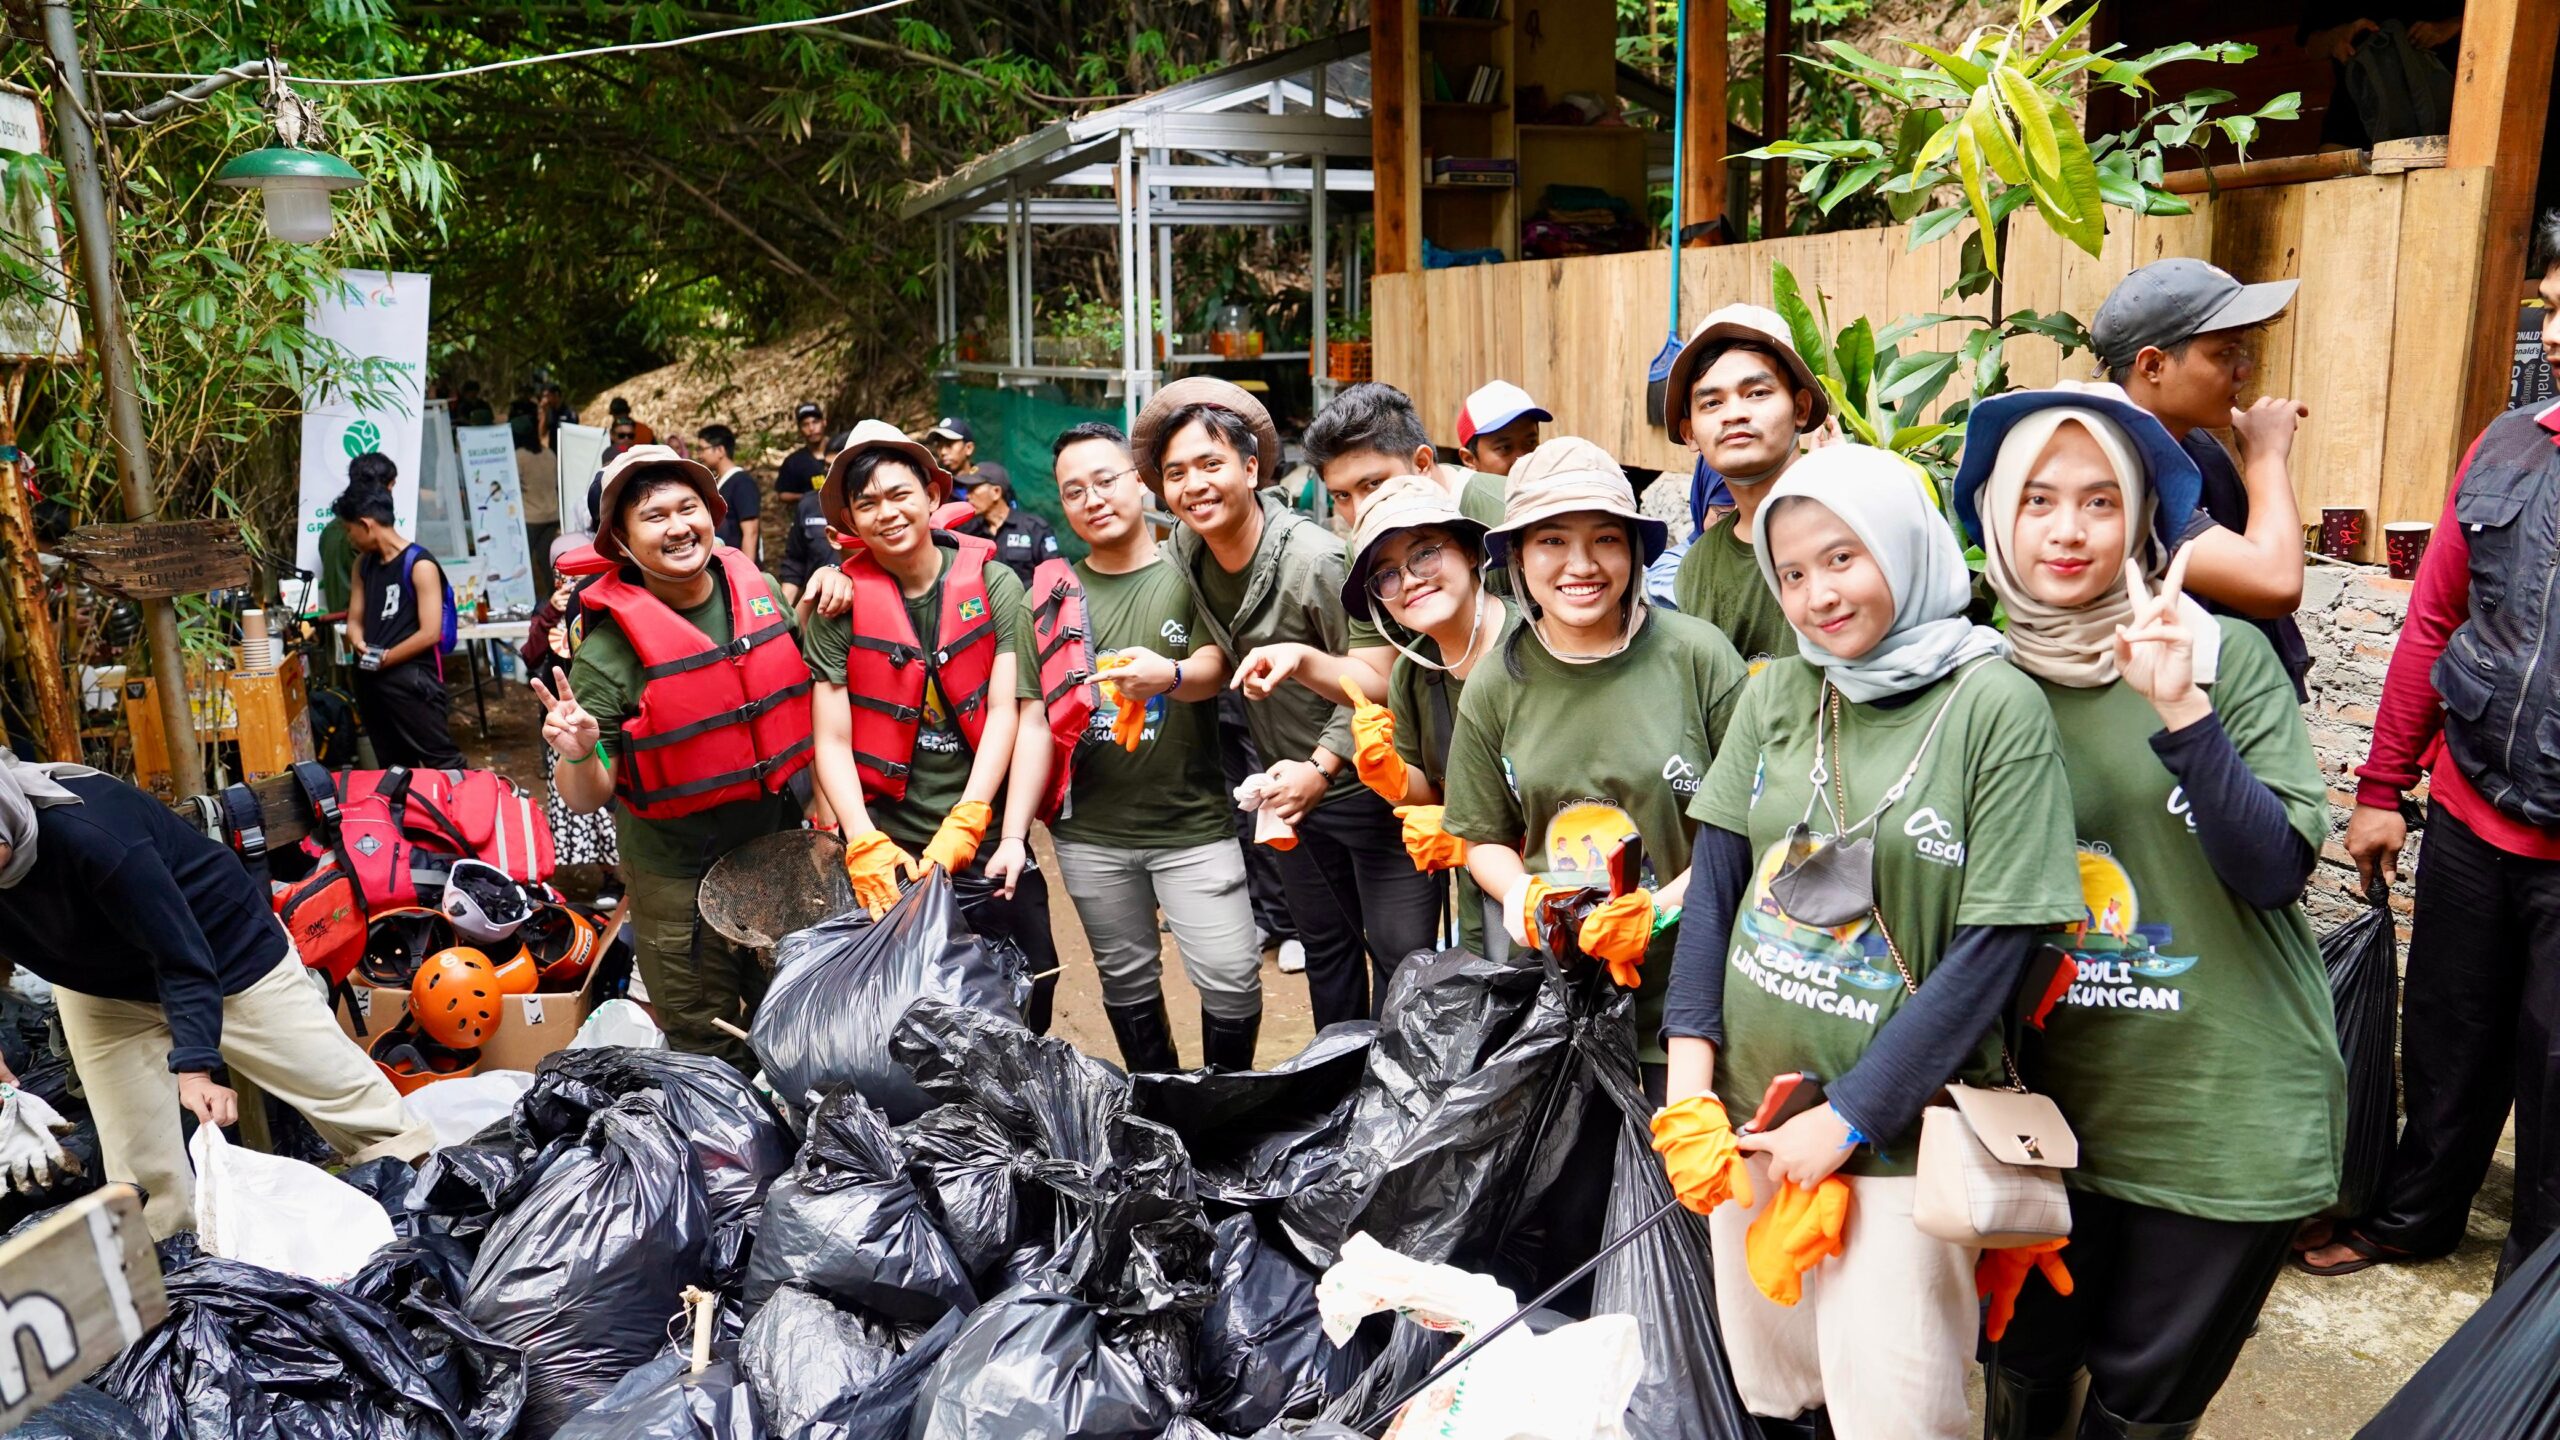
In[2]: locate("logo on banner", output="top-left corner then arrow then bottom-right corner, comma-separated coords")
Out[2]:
343,419 -> 383,458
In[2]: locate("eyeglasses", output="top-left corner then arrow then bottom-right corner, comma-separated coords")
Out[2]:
1369,541 -> 1456,603
1059,468 -> 1138,506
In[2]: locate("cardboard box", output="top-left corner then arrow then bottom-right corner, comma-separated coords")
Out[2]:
342,958 -> 605,1072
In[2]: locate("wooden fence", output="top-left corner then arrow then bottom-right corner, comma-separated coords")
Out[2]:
1373,165 -> 2493,547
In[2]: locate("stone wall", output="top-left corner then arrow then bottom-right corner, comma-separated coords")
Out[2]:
2296,562 -> 2421,935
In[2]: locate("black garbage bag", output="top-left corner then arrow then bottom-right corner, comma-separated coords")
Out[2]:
1130,1026 -> 1375,1206
738,1285 -> 903,1440
752,870 -> 1024,1122
342,1155 -> 424,1236
408,1118 -> 549,1246
1313,1317 -> 1454,1430
99,1256 -> 496,1440
911,1286 -> 1174,1440
825,1309 -> 964,1440
2323,892 -> 2402,1219
521,1047 -> 794,1283
463,1098 -> 714,1439
1280,950 -> 1570,1267
893,1002 -> 1211,1315
2358,1228 -> 2560,1437
901,1104 -> 1031,1286
553,1350 -> 762,1440
1192,1215 -> 1329,1434
743,1087 -> 975,1321
8,1385 -> 147,1440
346,1236 -> 529,1440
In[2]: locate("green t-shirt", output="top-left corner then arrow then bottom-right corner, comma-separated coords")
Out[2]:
1050,558 -> 1229,850
1690,655 -> 2084,1175
1347,468 -> 1512,647
1671,516 -> 1795,670
1196,550 -> 1254,640
2028,620 -> 2344,1220
568,564 -> 801,880
1389,600 -> 1519,957
802,549 -> 1040,852
1443,610 -> 1748,1058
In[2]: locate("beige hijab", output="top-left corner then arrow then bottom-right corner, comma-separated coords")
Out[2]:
1977,407 -> 2221,689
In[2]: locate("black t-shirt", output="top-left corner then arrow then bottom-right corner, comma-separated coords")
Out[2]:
356,544 -> 436,674
715,469 -> 763,551
775,447 -> 826,499
779,491 -> 840,589
2179,431 -> 2313,700
953,508 -> 1062,585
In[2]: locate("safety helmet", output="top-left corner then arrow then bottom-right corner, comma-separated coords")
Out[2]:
520,905 -> 599,989
371,1014 -> 479,1095
411,946 -> 502,1048
362,908 -> 457,989
488,946 -> 540,997
441,859 -> 534,945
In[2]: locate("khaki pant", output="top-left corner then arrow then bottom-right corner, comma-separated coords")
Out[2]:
55,954 -> 435,1240
1706,1158 -> 1979,1440
1053,838 -> 1263,1020
627,865 -> 767,1071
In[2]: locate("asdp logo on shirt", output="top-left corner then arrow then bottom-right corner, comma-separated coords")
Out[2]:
1661,753 -> 1702,797
1901,807 -> 1967,866
1160,618 -> 1190,648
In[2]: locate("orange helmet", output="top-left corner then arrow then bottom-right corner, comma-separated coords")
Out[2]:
521,905 -> 599,989
371,1014 -> 479,1095
362,908 -> 456,989
411,947 -> 502,1048
488,946 -> 540,997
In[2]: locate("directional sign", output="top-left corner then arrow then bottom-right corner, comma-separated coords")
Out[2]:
0,1186 -> 163,1429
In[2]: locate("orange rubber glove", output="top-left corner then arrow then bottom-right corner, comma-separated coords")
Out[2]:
1096,654 -> 1145,752
1340,676 -> 1410,803
842,829 -> 913,919
1650,1094 -> 1755,1215
1978,1238 -> 2073,1342
1394,804 -> 1470,872
1745,1176 -> 1851,1306
1503,875 -> 1559,952
909,799 -> 993,878
1578,889 -> 1659,987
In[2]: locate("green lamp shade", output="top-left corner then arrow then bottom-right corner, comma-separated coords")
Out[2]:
213,147 -> 362,242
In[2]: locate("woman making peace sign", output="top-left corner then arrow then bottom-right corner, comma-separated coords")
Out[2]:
1954,386 -> 2341,1440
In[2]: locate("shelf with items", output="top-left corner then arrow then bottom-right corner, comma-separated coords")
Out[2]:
1412,0 -> 1515,261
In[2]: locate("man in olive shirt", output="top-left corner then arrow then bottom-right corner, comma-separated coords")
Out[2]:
1664,304 -> 1830,667
1046,422 -> 1261,1071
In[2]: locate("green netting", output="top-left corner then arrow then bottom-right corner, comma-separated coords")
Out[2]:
935,379 -> 1124,562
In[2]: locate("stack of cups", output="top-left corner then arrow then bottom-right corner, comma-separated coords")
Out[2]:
238,609 -> 273,672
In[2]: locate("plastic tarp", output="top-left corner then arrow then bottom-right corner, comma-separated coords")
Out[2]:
2321,896 -> 2402,1219
1130,1026 -> 1374,1206
463,1099 -> 713,1438
2358,1229 -> 2560,1437
752,871 -> 1024,1121
743,1087 -> 976,1321
910,1287 -> 1174,1440
552,1350 -> 763,1440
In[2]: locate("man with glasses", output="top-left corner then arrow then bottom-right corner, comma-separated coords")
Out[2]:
1043,423 -> 1263,1071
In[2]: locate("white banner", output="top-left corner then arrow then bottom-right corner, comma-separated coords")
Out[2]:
0,92 -> 81,362
554,422 -> 606,533
414,401 -> 471,562
458,423 -> 537,616
296,270 -> 431,578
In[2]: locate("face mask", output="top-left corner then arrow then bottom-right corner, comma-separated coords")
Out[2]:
1769,827 -> 1876,928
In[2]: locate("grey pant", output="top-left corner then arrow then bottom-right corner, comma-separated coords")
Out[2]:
1053,837 -> 1263,1020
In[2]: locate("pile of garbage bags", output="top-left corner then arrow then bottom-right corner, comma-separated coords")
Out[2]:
41,881 -> 1761,1440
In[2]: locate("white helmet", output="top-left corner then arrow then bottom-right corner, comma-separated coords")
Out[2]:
440,859 -> 533,945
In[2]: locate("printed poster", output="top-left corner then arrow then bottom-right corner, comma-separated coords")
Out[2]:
296,269 -> 430,577
458,423 -> 537,615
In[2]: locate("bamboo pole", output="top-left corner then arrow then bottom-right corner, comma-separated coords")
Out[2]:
0,367 -> 80,761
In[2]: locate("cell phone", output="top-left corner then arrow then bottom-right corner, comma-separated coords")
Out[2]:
1743,1071 -> 1826,1135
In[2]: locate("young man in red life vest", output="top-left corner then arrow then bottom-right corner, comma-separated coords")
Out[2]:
802,421 -> 1066,1032
534,444 -> 840,1068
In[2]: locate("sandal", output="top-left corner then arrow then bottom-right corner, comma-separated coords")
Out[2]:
2292,1228 -> 2412,1277
2290,1219 -> 2335,1254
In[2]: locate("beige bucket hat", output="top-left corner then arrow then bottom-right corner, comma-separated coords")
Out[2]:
1339,473 -> 1490,619
1482,437 -> 1669,568
822,418 -> 952,533
593,444 -> 721,562
1660,302 -> 1830,441
1130,377 -> 1283,494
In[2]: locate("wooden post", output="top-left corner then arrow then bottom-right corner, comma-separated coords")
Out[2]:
1371,0 -> 1420,275
1758,0 -> 1790,239
0,367 -> 79,762
1680,0 -> 1729,244
2447,0 -> 2559,442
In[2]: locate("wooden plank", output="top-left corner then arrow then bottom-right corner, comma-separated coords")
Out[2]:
1370,0 -> 1419,275
2056,218 -> 2137,375
1371,270 -> 1425,398
0,1186 -> 163,1431
1680,0 -> 1728,241
2131,195 -> 2215,268
2446,0 -> 2560,442
2163,149 -> 2369,194
2206,182 -> 2308,401
2378,168 -> 2491,525
2000,221 -> 2070,389
2286,175 -> 2404,549
1886,225 -> 1964,403
1513,257 -> 1564,438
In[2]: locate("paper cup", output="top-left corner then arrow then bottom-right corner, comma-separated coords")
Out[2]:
2385,521 -> 2432,580
2319,506 -> 2368,561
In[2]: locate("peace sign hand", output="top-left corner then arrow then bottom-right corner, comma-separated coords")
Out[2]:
530,673 -> 603,761
2113,544 -> 2210,728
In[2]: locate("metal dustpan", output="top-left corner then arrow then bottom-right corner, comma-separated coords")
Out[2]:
699,829 -> 854,951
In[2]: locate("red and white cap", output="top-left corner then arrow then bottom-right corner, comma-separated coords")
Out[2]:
1455,380 -> 1551,449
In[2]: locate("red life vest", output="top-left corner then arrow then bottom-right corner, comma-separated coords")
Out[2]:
337,767 -> 554,882
578,548 -> 816,821
1026,558 -> 1100,824
842,533 -> 1000,802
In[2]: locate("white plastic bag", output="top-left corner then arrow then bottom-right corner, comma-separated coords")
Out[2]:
189,1124 -> 394,1283
572,998 -> 665,1050
1318,1232 -> 1643,1440
401,1068 -> 537,1149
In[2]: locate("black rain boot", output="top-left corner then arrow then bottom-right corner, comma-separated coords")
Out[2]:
1199,1006 -> 1262,1072
1754,1414 -> 1818,1440
1103,998 -> 1179,1074
2078,1395 -> 2200,1440
1987,1366 -> 2086,1440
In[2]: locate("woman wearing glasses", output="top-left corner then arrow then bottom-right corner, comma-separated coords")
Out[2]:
1335,473 -> 1519,956
1042,422 -> 1262,1072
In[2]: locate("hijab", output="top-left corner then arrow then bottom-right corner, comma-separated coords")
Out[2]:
1752,445 -> 2007,703
1976,406 -> 2222,689
0,750 -> 102,889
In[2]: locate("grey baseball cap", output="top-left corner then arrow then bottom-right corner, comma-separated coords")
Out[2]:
2090,258 -> 2298,371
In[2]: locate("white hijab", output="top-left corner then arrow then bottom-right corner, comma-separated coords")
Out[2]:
0,751 -> 102,889
1753,446 -> 2007,703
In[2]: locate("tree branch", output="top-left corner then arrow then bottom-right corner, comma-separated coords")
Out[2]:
632,153 -> 854,313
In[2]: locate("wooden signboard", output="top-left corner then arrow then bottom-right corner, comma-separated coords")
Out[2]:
57,519 -> 252,601
0,1186 -> 164,1429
